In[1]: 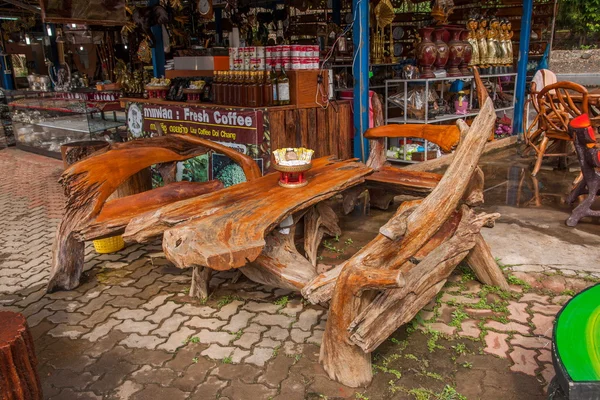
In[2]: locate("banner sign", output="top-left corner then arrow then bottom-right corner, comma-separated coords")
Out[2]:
127,102 -> 268,186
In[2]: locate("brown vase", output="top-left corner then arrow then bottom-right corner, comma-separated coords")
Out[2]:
417,27 -> 437,79
459,30 -> 473,75
446,27 -> 465,77
433,28 -> 449,70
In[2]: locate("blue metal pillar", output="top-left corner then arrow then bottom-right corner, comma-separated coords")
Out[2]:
0,34 -> 13,90
513,0 -> 533,139
149,0 -> 165,78
352,0 -> 369,161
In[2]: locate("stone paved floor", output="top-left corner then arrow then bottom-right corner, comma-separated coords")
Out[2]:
1,147 -> 599,400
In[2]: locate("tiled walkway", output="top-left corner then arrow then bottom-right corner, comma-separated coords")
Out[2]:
0,147 -> 597,399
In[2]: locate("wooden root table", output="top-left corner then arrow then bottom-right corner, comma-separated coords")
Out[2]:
0,312 -> 42,400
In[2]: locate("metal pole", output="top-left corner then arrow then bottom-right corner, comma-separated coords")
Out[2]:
352,0 -> 369,161
548,0 -> 559,64
149,0 -> 165,78
513,0 -> 533,138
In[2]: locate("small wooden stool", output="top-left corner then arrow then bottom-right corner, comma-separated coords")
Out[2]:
0,312 -> 42,400
549,284 -> 600,399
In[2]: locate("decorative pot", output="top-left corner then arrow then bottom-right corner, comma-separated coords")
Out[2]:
459,30 -> 473,75
446,27 -> 465,77
433,28 -> 449,70
416,27 -> 437,79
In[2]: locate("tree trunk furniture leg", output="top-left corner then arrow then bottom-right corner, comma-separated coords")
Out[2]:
566,181 -> 600,227
190,266 -> 212,300
532,136 -> 549,177
47,228 -> 85,293
368,188 -> 396,210
304,203 -> 341,267
0,312 -> 43,400
465,233 -> 509,290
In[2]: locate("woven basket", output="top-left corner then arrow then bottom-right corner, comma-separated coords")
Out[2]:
93,236 -> 125,254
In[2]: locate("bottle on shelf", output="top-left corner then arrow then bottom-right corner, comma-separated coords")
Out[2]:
270,66 -> 279,106
263,71 -> 273,106
213,71 -> 221,104
277,67 -> 290,106
234,71 -> 242,106
255,71 -> 264,107
224,71 -> 233,105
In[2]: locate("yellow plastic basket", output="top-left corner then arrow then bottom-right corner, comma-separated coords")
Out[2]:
93,235 -> 125,254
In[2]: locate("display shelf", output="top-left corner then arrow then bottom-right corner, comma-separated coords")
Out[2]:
35,115 -> 125,134
383,72 -> 517,163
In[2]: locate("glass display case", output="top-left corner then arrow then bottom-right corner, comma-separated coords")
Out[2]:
7,90 -> 125,158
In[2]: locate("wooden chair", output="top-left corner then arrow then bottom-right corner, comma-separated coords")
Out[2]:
531,81 -> 589,176
48,134 -> 261,293
301,73 -> 508,387
565,113 -> 600,226
522,69 -> 557,154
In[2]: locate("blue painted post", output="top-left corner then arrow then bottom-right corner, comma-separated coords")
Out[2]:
149,0 -> 165,78
513,0 -> 533,139
0,54 -> 14,90
352,0 -> 369,161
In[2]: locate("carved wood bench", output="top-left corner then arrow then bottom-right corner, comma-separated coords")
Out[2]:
48,134 -> 261,293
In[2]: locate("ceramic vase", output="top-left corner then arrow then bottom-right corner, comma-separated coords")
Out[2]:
446,27 -> 465,77
417,27 -> 437,79
459,30 -> 473,75
433,28 -> 449,71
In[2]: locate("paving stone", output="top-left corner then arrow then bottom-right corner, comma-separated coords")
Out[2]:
274,374 -> 307,400
307,374 -> 356,399
186,317 -> 227,330
178,303 -> 217,317
290,328 -> 311,343
111,380 -> 143,400
130,384 -> 189,400
510,334 -> 552,350
79,294 -> 114,315
141,294 -> 173,310
158,326 -> 197,352
537,348 -> 552,364
79,306 -> 119,328
258,338 -> 282,349
540,363 -> 555,384
422,322 -> 456,336
485,320 -> 531,335
231,347 -> 251,363
464,308 -> 497,318
509,346 -> 539,376
222,310 -> 255,332
295,309 -> 322,331
459,320 -> 481,338
531,302 -> 562,316
234,332 -> 261,349
146,301 -> 182,323
264,326 -> 290,341
532,313 -> 555,337
112,308 -> 152,321
484,331 -> 510,358
245,323 -> 268,333
82,318 -> 122,342
242,301 -> 280,313
214,300 -> 244,319
115,320 -> 158,335
201,344 -> 235,360
253,313 -> 294,328
47,324 -> 90,339
220,380 -> 278,399
131,365 -> 177,385
307,329 -> 323,345
507,301 -> 530,324
198,329 -> 236,345
110,296 -> 145,308
46,311 -> 87,325
211,363 -> 262,382
27,308 -> 55,327
520,293 -> 550,304
245,346 -> 274,367
189,376 -> 228,399
441,293 -> 480,304
260,354 -> 294,388
280,299 -> 304,316
120,334 -> 166,350
541,275 -> 568,293
44,368 -> 97,390
153,314 -> 190,337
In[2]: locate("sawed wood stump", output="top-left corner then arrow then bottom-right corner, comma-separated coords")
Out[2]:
0,312 -> 42,400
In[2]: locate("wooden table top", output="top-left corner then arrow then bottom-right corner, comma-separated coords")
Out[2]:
124,157 -> 373,271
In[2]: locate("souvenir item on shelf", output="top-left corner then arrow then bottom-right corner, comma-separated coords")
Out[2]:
486,17 -> 499,69
47,61 -> 71,92
137,39 -> 152,64
273,147 -> 314,188
388,87 -> 440,120
459,30 -> 473,75
372,0 -> 394,64
467,18 -> 479,67
477,18 -> 489,69
431,0 -> 454,25
145,77 -> 171,100
506,21 -> 514,69
454,91 -> 468,114
446,27 -> 465,77
416,27 -> 437,79
433,28 -> 449,71
401,64 -> 419,80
